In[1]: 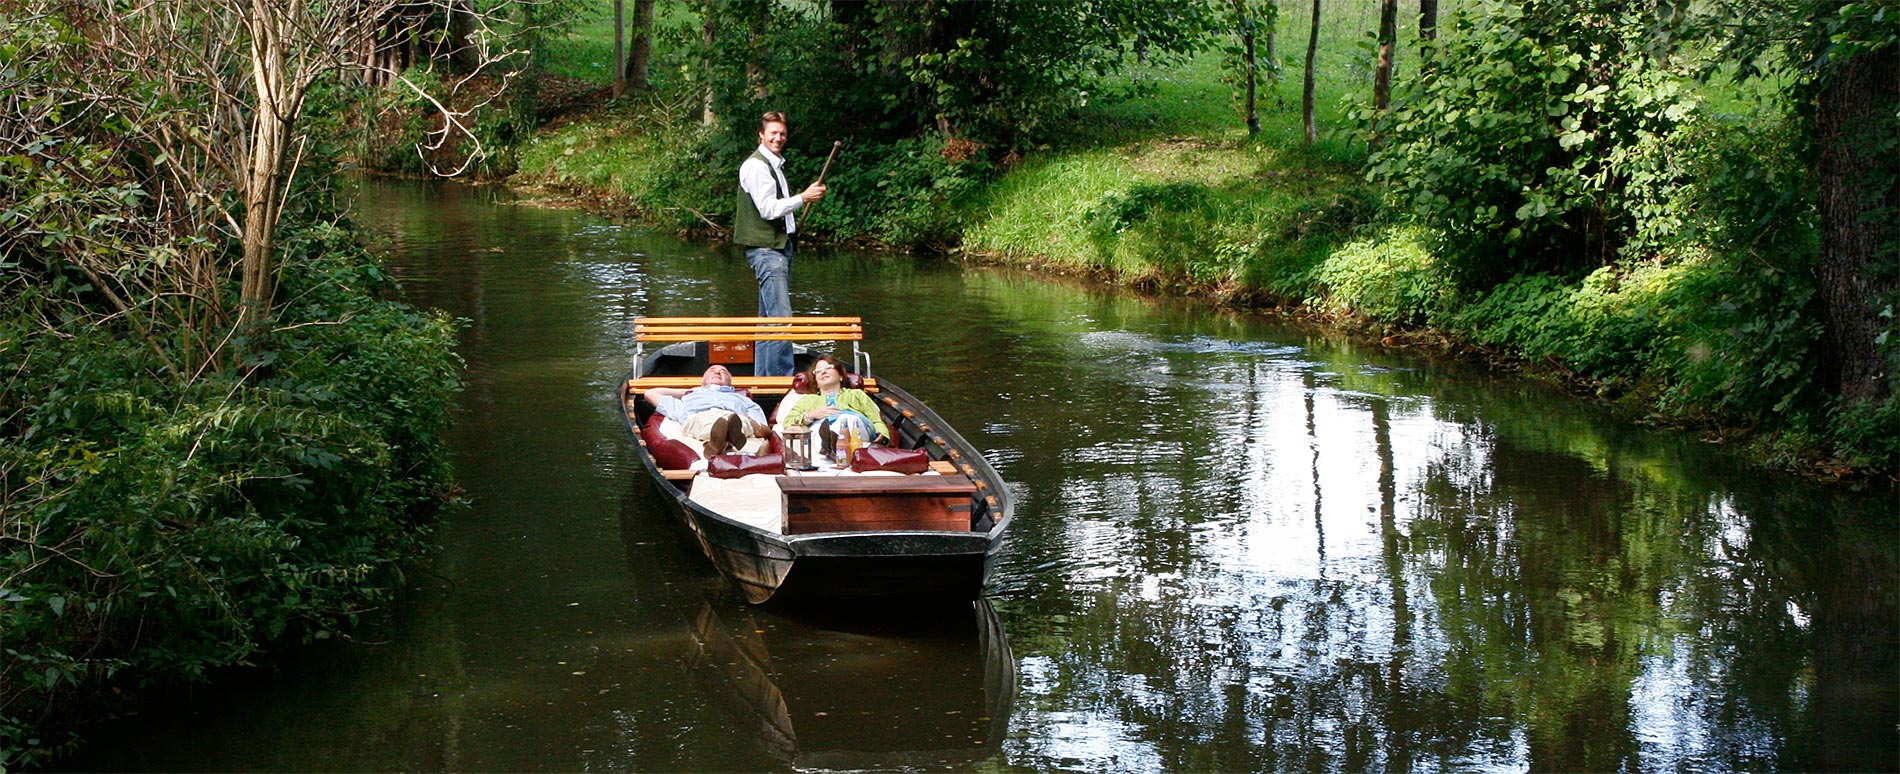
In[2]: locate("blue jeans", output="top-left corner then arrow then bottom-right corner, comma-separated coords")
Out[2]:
746,241 -> 795,376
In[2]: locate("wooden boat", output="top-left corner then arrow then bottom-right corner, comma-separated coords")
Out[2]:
617,316 -> 1014,604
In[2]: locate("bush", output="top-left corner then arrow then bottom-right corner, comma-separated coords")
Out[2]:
0,226 -> 462,768
1307,226 -> 1453,325
1367,0 -> 1698,290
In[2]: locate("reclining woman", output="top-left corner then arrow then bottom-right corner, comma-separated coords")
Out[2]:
784,354 -> 889,462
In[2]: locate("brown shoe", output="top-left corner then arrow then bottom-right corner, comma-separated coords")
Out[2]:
705,414 -> 734,458
726,414 -> 751,452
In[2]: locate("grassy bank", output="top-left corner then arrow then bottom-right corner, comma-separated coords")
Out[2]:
505,8 -> 1892,481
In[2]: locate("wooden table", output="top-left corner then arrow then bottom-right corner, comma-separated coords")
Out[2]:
777,474 -> 978,534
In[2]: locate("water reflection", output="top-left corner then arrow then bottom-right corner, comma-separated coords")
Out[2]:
685,599 -> 1016,770
974,274 -> 1897,773
49,178 -> 1895,773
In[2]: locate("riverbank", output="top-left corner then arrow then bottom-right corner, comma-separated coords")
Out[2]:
500,53 -> 1891,484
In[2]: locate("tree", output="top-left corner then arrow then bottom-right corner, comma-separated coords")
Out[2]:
627,0 -> 656,91
1303,0 -> 1322,144
38,0 -> 519,358
1368,0 -> 1698,287
1225,0 -> 1277,136
1372,0 -> 1398,140
1809,10 -> 1898,409
1702,0 -> 1899,437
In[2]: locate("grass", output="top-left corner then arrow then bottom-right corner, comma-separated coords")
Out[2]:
505,3 -> 1896,478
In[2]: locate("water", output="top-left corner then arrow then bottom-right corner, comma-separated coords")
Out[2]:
60,179 -> 1897,772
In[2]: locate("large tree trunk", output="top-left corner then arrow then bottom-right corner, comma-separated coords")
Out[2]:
626,0 -> 655,91
1814,42 -> 1899,407
1303,0 -> 1321,144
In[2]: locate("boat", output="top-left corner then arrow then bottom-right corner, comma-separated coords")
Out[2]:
617,316 -> 1014,604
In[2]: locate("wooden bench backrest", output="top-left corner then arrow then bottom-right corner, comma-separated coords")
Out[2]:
625,375 -> 879,395
633,316 -> 863,343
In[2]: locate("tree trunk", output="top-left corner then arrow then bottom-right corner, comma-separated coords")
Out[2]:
1233,0 -> 1261,135
613,0 -> 626,98
1814,41 -> 1899,407
745,0 -> 769,99
701,0 -> 719,126
627,0 -> 654,91
1372,0 -> 1398,144
1303,0 -> 1321,144
239,0 -> 294,337
1420,0 -> 1437,41
448,0 -> 478,73
1265,0 -> 1278,85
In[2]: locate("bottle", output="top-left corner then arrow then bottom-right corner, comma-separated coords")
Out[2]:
845,424 -> 860,466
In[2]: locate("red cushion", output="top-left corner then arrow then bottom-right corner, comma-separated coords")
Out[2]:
642,414 -> 700,470
709,452 -> 785,478
850,445 -> 929,474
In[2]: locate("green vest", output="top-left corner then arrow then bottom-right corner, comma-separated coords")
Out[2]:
733,149 -> 790,249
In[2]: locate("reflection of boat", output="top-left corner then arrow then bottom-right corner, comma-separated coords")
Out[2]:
618,317 -> 1014,604
688,598 -> 1017,769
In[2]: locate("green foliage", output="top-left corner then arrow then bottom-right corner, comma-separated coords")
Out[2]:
817,136 -> 995,248
0,12 -> 464,765
1367,0 -> 1700,289
1306,225 -> 1452,324
0,228 -> 462,768
1644,116 -> 1822,422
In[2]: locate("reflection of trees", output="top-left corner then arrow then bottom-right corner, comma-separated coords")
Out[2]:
943,264 -> 1894,771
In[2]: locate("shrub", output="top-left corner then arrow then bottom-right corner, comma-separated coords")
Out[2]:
0,226 -> 462,768
1367,0 -> 1699,290
1307,226 -> 1453,325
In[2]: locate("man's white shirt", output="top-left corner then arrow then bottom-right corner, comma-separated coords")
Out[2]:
739,145 -> 801,235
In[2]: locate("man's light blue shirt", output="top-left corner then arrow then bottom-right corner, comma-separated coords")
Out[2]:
655,384 -> 769,426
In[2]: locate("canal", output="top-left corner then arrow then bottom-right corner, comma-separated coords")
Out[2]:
62,178 -> 1897,771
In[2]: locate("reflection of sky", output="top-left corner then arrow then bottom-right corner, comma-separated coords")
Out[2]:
997,320 -> 1860,772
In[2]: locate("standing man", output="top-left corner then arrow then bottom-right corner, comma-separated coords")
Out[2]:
734,111 -> 826,376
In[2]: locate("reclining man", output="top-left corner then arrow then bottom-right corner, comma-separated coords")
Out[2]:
642,365 -> 772,458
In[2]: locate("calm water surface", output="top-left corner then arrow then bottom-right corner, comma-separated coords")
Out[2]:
63,179 -> 1897,772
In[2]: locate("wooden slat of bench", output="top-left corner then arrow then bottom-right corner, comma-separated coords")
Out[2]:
639,316 -> 863,324
635,316 -> 862,342
625,376 -> 879,394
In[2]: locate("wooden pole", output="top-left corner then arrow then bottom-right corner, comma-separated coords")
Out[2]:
802,140 -> 842,226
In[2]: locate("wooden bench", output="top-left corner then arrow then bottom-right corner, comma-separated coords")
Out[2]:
634,316 -> 865,343
778,474 -> 978,534
625,375 -> 878,395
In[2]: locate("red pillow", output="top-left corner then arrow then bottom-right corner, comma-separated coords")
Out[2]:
850,445 -> 929,474
642,414 -> 700,470
710,452 -> 785,478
